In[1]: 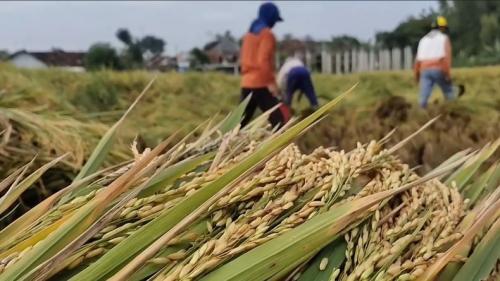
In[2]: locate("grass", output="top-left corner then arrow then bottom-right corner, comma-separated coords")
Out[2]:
0,62 -> 499,173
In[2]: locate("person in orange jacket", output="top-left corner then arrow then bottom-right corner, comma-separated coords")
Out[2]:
240,2 -> 291,128
414,16 -> 464,108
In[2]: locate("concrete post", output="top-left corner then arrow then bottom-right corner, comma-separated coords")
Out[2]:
321,49 -> 332,74
359,49 -> 368,72
350,49 -> 356,73
305,50 -> 313,71
335,52 -> 342,74
377,49 -> 383,70
403,46 -> 413,70
380,49 -> 390,71
369,49 -> 375,71
343,50 -> 350,73
391,48 -> 401,70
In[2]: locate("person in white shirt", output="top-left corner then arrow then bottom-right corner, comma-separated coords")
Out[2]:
277,53 -> 319,113
415,16 -> 464,108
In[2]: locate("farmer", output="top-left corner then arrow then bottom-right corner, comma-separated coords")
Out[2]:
240,2 -> 291,128
277,53 -> 319,115
414,16 -> 464,108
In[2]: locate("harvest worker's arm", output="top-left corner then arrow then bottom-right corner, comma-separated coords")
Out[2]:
414,60 -> 421,83
443,37 -> 452,81
414,38 -> 424,84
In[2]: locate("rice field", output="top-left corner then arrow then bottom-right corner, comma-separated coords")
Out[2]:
0,63 -> 498,215
0,92 -> 498,280
0,63 -> 498,171
0,63 -> 498,280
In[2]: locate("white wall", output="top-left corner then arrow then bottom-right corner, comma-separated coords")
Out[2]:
10,54 -> 47,69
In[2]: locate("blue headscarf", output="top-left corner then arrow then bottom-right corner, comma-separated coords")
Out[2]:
249,2 -> 283,34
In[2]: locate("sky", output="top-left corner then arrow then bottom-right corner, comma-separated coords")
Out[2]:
0,1 -> 437,54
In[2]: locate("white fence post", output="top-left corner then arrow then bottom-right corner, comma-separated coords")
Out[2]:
377,49 -> 382,70
324,46 -> 414,73
369,49 -> 375,71
351,49 -> 357,73
356,50 -> 362,72
305,50 -> 313,71
381,49 -> 391,71
359,49 -> 368,72
335,52 -> 341,74
321,45 -> 332,74
391,48 -> 401,70
404,46 -> 413,70
343,50 -> 350,73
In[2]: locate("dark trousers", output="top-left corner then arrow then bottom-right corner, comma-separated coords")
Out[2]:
240,88 -> 291,129
286,66 -> 318,108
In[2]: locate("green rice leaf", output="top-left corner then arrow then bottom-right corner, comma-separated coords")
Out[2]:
445,138 -> 500,189
138,152 -> 214,198
0,165 -> 119,248
432,149 -> 471,176
128,220 -> 209,281
0,154 -> 66,216
0,162 -> 27,194
218,94 -> 251,133
296,239 -> 347,281
463,162 -> 499,205
452,218 -> 500,281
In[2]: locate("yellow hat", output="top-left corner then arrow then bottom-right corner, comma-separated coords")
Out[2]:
436,16 -> 448,28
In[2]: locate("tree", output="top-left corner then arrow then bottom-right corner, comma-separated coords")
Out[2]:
139,36 -> 165,55
438,0 -> 451,14
375,12 -> 436,52
189,47 -> 209,68
124,44 -> 144,68
84,43 -> 122,70
450,1 -> 483,55
116,28 -> 133,46
448,1 -> 500,55
116,28 -> 167,69
0,50 -> 9,61
480,14 -> 499,50
374,1 -> 500,66
330,35 -> 364,50
116,28 -> 143,68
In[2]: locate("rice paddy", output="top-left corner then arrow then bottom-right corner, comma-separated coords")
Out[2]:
0,63 -> 498,281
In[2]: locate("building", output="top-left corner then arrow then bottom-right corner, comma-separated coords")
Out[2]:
199,34 -> 240,75
145,54 -> 178,72
176,52 -> 191,73
203,36 -> 239,65
9,49 -> 86,72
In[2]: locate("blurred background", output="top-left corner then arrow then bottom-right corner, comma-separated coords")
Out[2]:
1,1 -> 499,72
